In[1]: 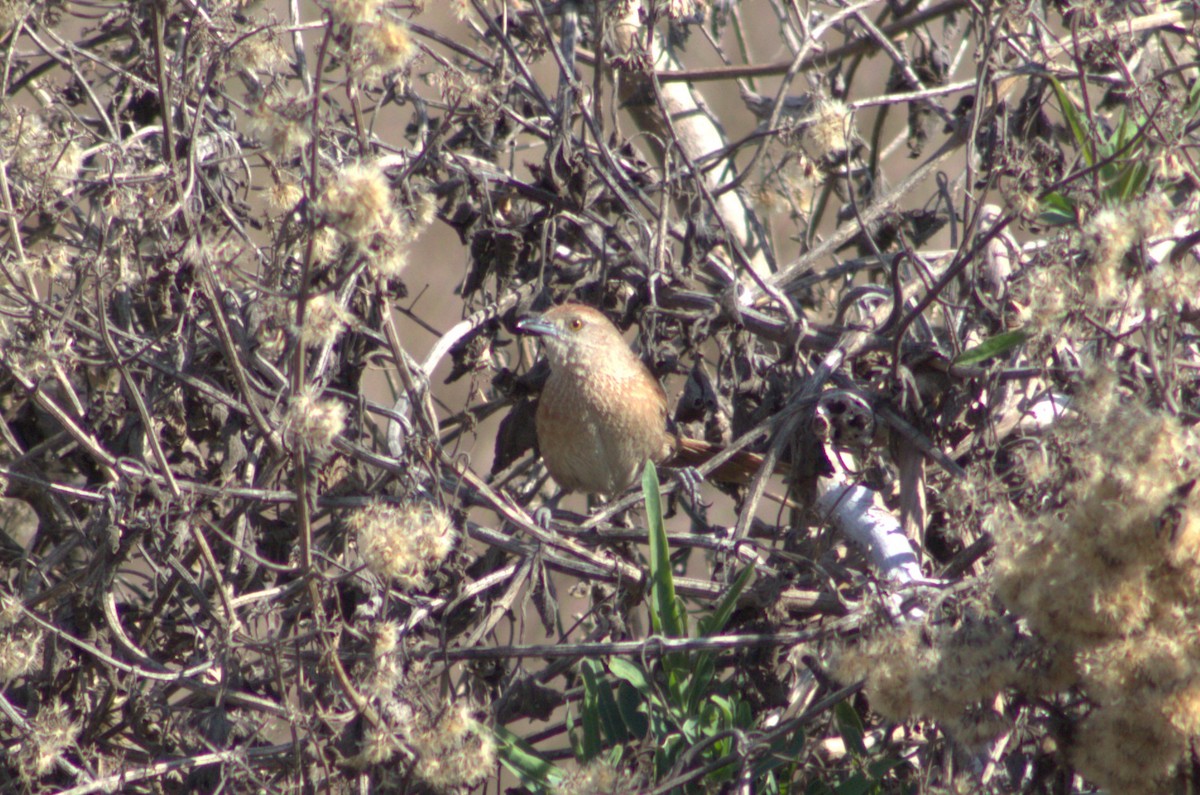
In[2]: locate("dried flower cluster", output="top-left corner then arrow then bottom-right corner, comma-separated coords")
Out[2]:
13,700 -> 78,782
1081,193 -> 1185,305
0,594 -> 41,683
317,161 -> 434,277
283,390 -> 348,453
354,633 -> 493,791
552,758 -> 640,795
351,501 -> 457,590
405,703 -> 496,790
993,379 -> 1200,792
843,371 -> 1200,792
800,99 -> 854,164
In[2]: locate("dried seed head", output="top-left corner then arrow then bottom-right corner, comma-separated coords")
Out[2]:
298,293 -> 350,348
802,99 -> 853,162
248,97 -> 312,156
0,594 -> 41,683
283,391 -> 347,452
16,700 -> 79,779
269,180 -> 303,212
351,502 -> 457,590
404,703 -> 495,790
325,0 -> 381,25
553,757 -> 640,795
319,162 -> 393,239
364,18 -> 418,72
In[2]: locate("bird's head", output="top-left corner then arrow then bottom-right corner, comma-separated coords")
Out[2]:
516,304 -> 630,370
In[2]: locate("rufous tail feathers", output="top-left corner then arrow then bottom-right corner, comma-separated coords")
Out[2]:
667,436 -> 790,485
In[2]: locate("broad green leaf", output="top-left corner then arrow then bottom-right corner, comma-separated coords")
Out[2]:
867,755 -> 908,778
649,707 -> 672,739
592,663 -> 630,747
834,701 -> 868,757
1038,191 -> 1077,227
834,775 -> 874,795
616,680 -> 650,738
566,701 -> 582,759
657,734 -> 685,778
735,697 -> 754,728
609,658 -> 651,692
702,695 -> 734,732
493,724 -> 566,787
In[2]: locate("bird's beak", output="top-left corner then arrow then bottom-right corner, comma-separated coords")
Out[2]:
516,314 -> 561,339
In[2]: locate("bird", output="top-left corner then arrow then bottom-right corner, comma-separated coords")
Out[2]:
516,303 -> 768,498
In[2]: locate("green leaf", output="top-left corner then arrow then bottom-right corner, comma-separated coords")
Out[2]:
697,564 -> 754,637
702,695 -> 734,731
565,699 -> 582,759
1182,78 -> 1200,120
867,755 -> 908,778
643,462 -> 690,711
1049,76 -> 1093,166
649,707 -> 672,739
1112,107 -> 1149,162
1038,191 -> 1077,227
682,653 -> 716,715
643,461 -> 686,640
834,775 -> 874,795
616,680 -> 650,738
952,330 -> 1029,367
681,715 -> 702,741
735,697 -> 754,728
1110,159 -> 1150,203
492,724 -> 566,787
753,726 -> 806,780
656,734 -> 685,778
578,660 -> 603,760
834,701 -> 868,757
594,665 -> 630,746
609,658 -> 651,692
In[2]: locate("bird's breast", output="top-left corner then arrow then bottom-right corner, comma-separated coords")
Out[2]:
535,363 -> 669,495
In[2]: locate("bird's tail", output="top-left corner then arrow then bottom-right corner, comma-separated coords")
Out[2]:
667,436 -> 790,485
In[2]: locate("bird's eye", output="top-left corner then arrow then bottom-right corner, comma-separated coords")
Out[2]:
568,318 -> 583,331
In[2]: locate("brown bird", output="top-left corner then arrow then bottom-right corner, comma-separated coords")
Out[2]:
516,303 -> 765,498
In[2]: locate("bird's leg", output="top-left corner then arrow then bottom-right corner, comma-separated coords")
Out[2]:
665,465 -> 710,527
532,488 -> 568,529
532,505 -> 554,529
